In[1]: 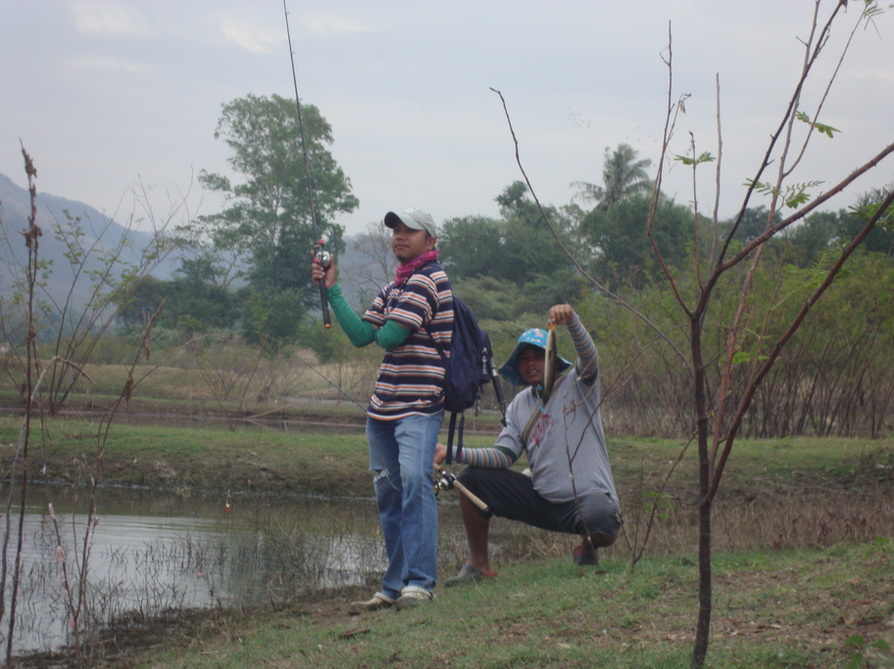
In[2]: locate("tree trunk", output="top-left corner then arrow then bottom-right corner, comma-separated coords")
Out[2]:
692,495 -> 712,668
691,317 -> 712,669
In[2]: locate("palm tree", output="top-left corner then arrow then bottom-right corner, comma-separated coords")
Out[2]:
572,143 -> 652,210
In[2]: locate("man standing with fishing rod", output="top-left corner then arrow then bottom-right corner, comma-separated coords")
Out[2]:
435,303 -> 622,584
311,209 -> 453,611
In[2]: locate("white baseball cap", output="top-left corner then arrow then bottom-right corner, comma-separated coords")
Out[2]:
384,208 -> 438,237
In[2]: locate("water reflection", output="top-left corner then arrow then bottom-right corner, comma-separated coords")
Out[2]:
2,488 -> 391,657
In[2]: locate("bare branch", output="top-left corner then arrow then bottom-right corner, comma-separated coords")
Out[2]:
646,25 -> 695,314
720,140 -> 894,273
707,187 -> 894,501
490,87 -> 692,372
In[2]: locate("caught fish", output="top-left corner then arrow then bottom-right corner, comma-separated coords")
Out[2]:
542,323 -> 558,403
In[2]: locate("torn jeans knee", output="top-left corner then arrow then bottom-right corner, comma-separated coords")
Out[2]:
373,467 -> 400,492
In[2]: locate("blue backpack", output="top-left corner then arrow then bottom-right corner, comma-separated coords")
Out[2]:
427,296 -> 507,463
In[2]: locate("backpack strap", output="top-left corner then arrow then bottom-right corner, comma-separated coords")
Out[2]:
444,411 -> 464,464
423,319 -> 452,430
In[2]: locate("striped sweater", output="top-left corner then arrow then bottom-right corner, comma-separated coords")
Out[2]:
362,262 -> 453,419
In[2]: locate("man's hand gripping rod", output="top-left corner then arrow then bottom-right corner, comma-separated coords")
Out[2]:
434,467 -> 489,513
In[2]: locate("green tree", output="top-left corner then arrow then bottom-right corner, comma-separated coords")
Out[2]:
571,143 -> 652,210
719,205 -> 781,244
496,182 -> 577,284
778,188 -> 894,268
117,275 -> 171,329
449,276 -> 521,321
777,209 -> 843,267
241,287 -> 305,351
118,259 -> 237,338
582,194 -> 691,287
439,183 -> 572,285
196,93 -> 358,342
843,185 -> 894,255
437,215 -> 505,280
438,183 -> 583,317
168,258 -> 237,334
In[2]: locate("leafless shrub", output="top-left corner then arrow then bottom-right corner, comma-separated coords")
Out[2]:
0,149 -> 187,665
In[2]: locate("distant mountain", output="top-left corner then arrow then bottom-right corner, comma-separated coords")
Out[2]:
0,172 -> 180,311
0,171 -> 396,316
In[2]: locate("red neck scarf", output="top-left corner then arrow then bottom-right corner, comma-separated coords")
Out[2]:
395,249 -> 439,286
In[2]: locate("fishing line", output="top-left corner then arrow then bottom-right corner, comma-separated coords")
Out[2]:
292,350 -> 367,411
283,0 -> 331,329
277,4 -> 549,411
281,1 -> 368,412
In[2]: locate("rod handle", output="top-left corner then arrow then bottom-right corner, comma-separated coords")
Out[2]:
452,478 -> 489,512
314,240 -> 332,328
319,284 -> 331,328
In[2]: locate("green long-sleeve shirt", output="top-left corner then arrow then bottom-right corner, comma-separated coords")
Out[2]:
327,283 -> 410,349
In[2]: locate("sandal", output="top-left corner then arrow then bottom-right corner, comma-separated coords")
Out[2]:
572,545 -> 599,566
444,564 -> 498,587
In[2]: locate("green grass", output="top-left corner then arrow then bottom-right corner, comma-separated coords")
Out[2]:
0,415 -> 376,494
3,413 -> 890,498
131,543 -> 894,668
608,435 -> 893,498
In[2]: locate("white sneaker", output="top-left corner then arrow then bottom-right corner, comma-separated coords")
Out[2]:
395,587 -> 434,610
349,592 -> 394,614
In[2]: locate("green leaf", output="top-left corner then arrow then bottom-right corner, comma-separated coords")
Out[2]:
673,151 -> 715,166
814,121 -> 840,138
796,109 -> 840,138
732,351 -> 751,365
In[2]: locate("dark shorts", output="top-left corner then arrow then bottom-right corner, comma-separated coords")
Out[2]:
457,467 -> 622,537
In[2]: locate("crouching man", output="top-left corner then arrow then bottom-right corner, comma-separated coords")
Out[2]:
435,303 -> 622,584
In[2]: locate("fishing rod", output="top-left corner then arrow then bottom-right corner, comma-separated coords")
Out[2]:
433,467 -> 489,512
283,0 -> 331,328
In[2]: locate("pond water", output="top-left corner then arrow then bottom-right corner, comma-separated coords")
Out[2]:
2,487 -> 399,657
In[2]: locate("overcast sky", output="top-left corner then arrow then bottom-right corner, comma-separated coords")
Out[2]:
2,1 -> 892,238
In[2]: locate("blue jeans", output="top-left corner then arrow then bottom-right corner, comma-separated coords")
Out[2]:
366,412 -> 443,599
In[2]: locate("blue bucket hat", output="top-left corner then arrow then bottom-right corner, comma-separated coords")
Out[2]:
498,328 -> 571,387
